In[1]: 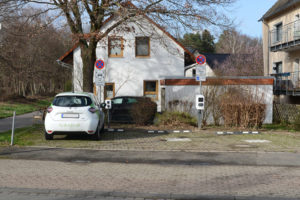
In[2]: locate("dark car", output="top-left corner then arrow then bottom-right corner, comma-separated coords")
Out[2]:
109,96 -> 157,123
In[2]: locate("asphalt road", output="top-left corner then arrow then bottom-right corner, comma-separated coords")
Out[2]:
0,111 -> 42,133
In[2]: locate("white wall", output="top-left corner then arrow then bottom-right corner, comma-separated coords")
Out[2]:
163,84 -> 273,124
73,16 -> 185,112
185,63 -> 216,77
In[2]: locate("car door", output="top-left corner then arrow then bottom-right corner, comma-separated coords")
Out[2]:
111,97 -> 125,122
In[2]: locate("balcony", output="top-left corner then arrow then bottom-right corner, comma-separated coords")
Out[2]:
270,20 -> 300,52
272,71 -> 300,96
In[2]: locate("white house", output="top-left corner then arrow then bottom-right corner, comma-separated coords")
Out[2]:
185,53 -> 230,78
59,15 -> 193,112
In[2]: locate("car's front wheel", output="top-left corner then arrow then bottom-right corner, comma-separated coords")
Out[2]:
44,131 -> 53,140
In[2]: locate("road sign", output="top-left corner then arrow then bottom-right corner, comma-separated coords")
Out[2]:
195,65 -> 206,81
95,59 -> 105,70
196,54 -> 206,65
95,70 -> 105,86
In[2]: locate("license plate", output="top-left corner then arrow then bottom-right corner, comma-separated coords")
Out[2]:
61,113 -> 79,118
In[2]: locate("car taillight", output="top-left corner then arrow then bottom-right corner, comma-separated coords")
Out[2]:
47,106 -> 53,113
89,107 -> 97,113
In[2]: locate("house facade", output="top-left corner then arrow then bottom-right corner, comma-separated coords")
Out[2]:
60,15 -> 192,112
261,0 -> 300,102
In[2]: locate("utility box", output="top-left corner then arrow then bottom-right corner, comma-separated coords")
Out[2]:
195,95 -> 205,110
105,100 -> 112,109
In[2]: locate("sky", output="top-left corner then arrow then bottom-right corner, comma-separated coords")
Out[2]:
230,0 -> 278,38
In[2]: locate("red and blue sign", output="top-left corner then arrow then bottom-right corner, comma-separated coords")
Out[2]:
95,59 -> 105,70
196,54 -> 206,65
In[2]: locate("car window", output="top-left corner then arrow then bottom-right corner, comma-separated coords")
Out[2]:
53,96 -> 92,107
112,98 -> 123,104
127,98 -> 138,104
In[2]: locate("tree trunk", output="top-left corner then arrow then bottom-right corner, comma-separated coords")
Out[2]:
80,38 -> 97,93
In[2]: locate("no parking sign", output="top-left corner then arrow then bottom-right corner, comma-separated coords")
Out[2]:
94,59 -> 105,86
95,59 -> 105,70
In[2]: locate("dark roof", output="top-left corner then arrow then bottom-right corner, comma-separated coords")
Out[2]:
260,0 -> 300,21
203,53 -> 230,69
185,53 -> 231,69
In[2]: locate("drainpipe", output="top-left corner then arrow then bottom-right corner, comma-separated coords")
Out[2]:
263,20 -> 270,76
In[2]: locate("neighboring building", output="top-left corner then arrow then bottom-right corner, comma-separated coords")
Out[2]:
185,53 -> 230,77
59,14 -> 193,112
261,0 -> 300,103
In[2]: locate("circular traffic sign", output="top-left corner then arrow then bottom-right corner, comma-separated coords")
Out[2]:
196,54 -> 206,65
95,59 -> 105,70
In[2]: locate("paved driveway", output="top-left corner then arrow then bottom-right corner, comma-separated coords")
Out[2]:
0,159 -> 299,200
0,111 -> 42,133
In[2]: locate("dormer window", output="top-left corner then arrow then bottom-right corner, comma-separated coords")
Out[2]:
136,37 -> 150,57
108,37 -> 123,57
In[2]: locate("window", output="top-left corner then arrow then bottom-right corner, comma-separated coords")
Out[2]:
275,23 -> 282,42
53,96 -> 92,107
144,80 -> 158,100
273,61 -> 282,75
295,15 -> 300,38
104,83 -> 115,99
108,37 -> 123,57
192,69 -> 196,77
112,97 -> 123,104
136,37 -> 150,57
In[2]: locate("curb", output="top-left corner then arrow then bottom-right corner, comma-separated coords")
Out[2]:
0,187 -> 298,200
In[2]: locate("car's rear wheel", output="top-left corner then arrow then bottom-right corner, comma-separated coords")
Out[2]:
44,131 -> 53,140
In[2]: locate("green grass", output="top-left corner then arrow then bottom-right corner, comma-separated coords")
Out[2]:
0,125 -> 44,146
262,123 -> 296,131
0,99 -> 51,119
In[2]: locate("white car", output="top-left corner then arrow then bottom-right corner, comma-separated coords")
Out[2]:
44,92 -> 105,140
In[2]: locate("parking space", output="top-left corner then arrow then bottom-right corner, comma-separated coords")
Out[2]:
4,123 -> 298,153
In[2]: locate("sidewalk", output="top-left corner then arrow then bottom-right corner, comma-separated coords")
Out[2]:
1,146 -> 300,167
0,111 -> 42,133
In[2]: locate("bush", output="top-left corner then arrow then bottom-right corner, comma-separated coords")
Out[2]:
292,112 -> 300,131
130,98 -> 157,125
155,111 -> 197,127
220,87 -> 266,129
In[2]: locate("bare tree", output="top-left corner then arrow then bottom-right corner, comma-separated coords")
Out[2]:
0,8 -> 71,97
215,28 -> 264,76
1,0 -> 235,93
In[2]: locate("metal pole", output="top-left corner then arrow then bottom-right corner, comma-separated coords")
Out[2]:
10,111 -> 16,146
108,109 -> 110,129
198,81 -> 202,129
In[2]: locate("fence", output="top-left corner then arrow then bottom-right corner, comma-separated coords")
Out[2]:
273,103 -> 300,123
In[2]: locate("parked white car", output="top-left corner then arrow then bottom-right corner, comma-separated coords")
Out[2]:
44,92 -> 105,140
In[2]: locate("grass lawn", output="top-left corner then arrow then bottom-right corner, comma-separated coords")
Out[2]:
0,98 -> 51,119
1,124 -> 299,153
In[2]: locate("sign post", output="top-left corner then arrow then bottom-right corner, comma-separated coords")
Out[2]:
195,54 -> 206,129
94,59 -> 105,103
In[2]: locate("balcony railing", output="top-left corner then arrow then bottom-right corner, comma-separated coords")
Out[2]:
270,19 -> 300,51
272,71 -> 300,96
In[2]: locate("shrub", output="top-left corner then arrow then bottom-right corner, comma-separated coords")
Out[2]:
155,111 -> 197,127
130,98 -> 157,125
220,87 -> 266,129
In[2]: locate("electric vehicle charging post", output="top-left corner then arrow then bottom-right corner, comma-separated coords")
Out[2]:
105,100 -> 112,128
